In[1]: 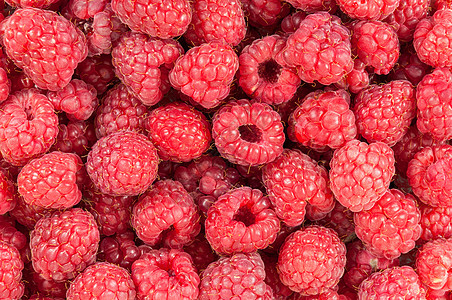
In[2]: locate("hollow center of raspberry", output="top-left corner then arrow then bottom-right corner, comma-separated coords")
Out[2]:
25,105 -> 34,120
258,59 -> 282,84
238,124 -> 262,143
234,206 -> 256,227
167,269 -> 176,277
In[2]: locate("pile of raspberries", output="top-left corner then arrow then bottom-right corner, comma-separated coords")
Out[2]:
0,0 -> 452,298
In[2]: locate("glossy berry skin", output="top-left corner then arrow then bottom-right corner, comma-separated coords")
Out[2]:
1,8 -> 87,91
146,102 -> 211,162
0,67 -> 10,104
9,196 -> 54,230
241,0 -> 291,28
278,226 -> 346,295
68,0 -> 106,19
419,204 -> 452,242
0,241 -> 24,300
30,208 -> 100,282
132,248 -> 199,300
183,234 -> 218,272
337,0 -> 399,20
0,167 -> 17,214
5,0 -> 58,8
97,231 -> 141,270
86,130 -> 159,196
76,54 -> 117,95
286,0 -> 337,13
51,119 -> 97,157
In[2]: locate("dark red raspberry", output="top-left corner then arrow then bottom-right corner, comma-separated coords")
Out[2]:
146,102 -> 212,162
280,12 -> 353,85
238,35 -> 301,105
388,44 -> 432,85
183,233 -> 218,272
51,119 -> 97,157
9,196 -> 54,229
67,0 -> 106,19
0,67 -> 10,104
66,262 -> 136,300
0,88 -> 59,166
132,248 -> 200,300
0,219 -> 27,259
212,99 -> 285,166
169,41 -> 239,109
0,241 -> 24,299
316,201 -> 355,241
281,11 -> 307,34
97,231 -> 141,270
278,226 -> 346,295
0,167 -> 17,214
86,130 -> 159,196
286,0 -> 338,13
329,140 -> 395,212
353,80 -> 416,145
29,268 -> 68,298
112,32 -> 183,107
241,0 -> 291,28
337,0 -> 399,20
342,58 -> 370,94
30,208 -> 100,282
261,252 -> 294,299
419,204 -> 452,242
131,179 -> 200,248
76,54 -> 117,95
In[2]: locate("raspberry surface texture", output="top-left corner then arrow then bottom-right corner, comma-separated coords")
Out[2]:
0,241 -> 24,300
337,0 -> 399,20
0,167 -> 17,214
419,204 -> 452,241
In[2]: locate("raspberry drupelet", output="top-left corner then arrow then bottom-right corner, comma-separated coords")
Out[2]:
76,54 -> 117,95
337,0 -> 400,20
419,204 -> 452,242
241,0 -> 291,28
0,241 -> 24,299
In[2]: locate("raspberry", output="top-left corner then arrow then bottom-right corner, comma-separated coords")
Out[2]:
388,44 -> 432,85
131,179 -> 200,248
288,89 -> 357,151
0,220 -> 27,260
433,0 -> 452,9
86,130 -> 159,196
97,231 -> 141,270
9,196 -> 54,229
353,80 -> 416,146
354,189 -> 422,259
112,32 -> 184,107
111,0 -> 191,39
95,83 -> 149,139
316,201 -> 355,241
29,268 -> 68,298
1,8 -> 87,91
0,88 -> 59,166
183,233 -> 218,272
281,11 -> 307,34
286,0 -> 338,13
0,67 -> 10,104
0,241 -> 24,299
262,149 -> 334,227
238,35 -> 301,105
241,0 -> 291,28
342,58 -> 370,94
169,41 -> 239,109
280,12 -> 353,85
337,0 -> 399,20
132,248 -> 200,300
278,226 -> 346,295
416,67 -> 452,141
261,252 -> 294,299
146,102 -> 212,162
212,99 -> 285,166
51,119 -> 97,157
420,204 -> 452,242
357,266 -> 426,299
66,262 -> 136,300
414,9 -> 452,68
0,167 -> 17,214
76,54 -> 117,95
30,208 -> 100,282
407,145 -> 452,207
184,0 -> 246,46
4,0 -> 59,9
68,0 -> 106,19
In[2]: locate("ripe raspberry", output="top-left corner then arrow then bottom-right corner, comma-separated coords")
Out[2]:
169,41 -> 239,109
329,140 -> 395,212
337,0 -> 399,20
68,0 -> 106,19
0,219 -> 27,260
414,9 -> 452,68
0,88 -> 58,166
288,89 -> 357,151
278,226 -> 346,295
407,144 -> 452,207
262,149 -> 334,227
112,32 -> 183,107
0,67 -> 10,104
67,262 -> 136,300
86,130 -> 159,196
241,0 -> 291,28
433,0 -> 452,9
261,252 -> 294,299
238,35 -> 301,105
97,231 -> 141,270
4,0 -> 59,9
280,12 -> 353,85
29,268 -> 67,298
146,102 -> 212,162
51,119 -> 97,157
9,196 -> 54,229
342,58 -> 370,94
0,241 -> 24,299
30,208 -> 100,282
131,179 -> 200,248
183,233 -> 218,272
76,54 -> 117,95
132,248 -> 200,300
212,99 -> 285,166
354,189 -> 422,259
358,266 -> 426,299
416,67 -> 452,141
111,0 -> 191,39
316,201 -> 355,241
281,11 -> 307,34
0,167 -> 17,214
95,83 -> 149,139
353,80 -> 416,145
388,44 -> 432,85
1,8 -> 87,91
285,0 -> 338,13
420,204 -> 452,242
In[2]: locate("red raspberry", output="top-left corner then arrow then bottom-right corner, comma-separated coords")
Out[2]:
9,196 -> 54,229
281,11 -> 307,34
29,269 -> 68,298
342,58 -> 370,94
407,145 -> 452,207
353,80 -> 416,145
30,208 -> 100,282
388,44 -> 432,85
358,266 -> 426,299
261,252 -> 294,299
420,204 -> 452,242
285,0 -> 338,13
146,102 -> 212,162
0,88 -> 58,166
416,68 -> 452,141
184,0 -> 246,46
238,35 -> 301,105
183,233 -> 218,272
329,140 -> 395,212
288,89 -> 357,151
132,248 -> 200,300
97,231 -> 141,270
131,179 -> 200,248
1,8 -> 87,91
0,220 -> 27,260
241,0 -> 291,28
169,41 -> 239,109
68,0 -> 106,19
433,0 -> 452,9
278,226 -> 346,295
112,32 -> 183,107
111,0 -> 191,39
0,241 -> 24,299
0,167 -> 17,214
51,119 -> 97,157
354,189 -> 422,259
199,252 -> 272,299
0,67 -> 10,104
212,99 -> 285,166
86,130 -> 159,196
280,12 -> 353,85
337,0 -> 399,20
66,262 -> 136,300
316,201 -> 355,241
4,0 -> 59,9
262,149 -> 334,227
76,54 -> 117,95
